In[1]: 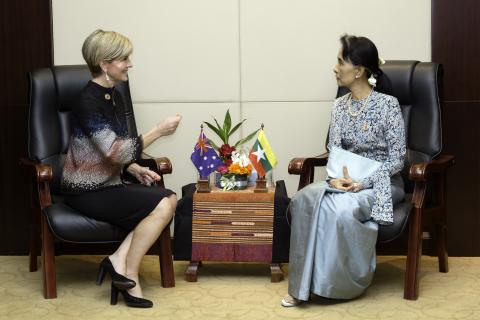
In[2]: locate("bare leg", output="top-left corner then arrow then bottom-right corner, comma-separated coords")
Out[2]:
124,194 -> 176,297
109,231 -> 133,275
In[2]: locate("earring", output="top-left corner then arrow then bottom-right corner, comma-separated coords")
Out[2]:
105,72 -> 111,82
355,75 -> 359,79
368,74 -> 377,87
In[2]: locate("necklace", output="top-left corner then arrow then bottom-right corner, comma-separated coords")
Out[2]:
347,89 -> 373,117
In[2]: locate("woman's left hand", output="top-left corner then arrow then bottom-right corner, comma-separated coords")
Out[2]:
127,163 -> 161,186
330,166 -> 364,192
342,167 -> 364,192
349,182 -> 363,193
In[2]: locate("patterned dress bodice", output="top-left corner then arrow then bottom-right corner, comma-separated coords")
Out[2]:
61,81 -> 142,193
328,90 -> 406,224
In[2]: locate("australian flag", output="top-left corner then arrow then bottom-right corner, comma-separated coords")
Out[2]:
190,131 -> 224,179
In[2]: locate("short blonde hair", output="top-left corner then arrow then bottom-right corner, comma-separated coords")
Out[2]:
82,29 -> 133,76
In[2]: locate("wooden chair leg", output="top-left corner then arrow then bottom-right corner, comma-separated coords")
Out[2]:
158,224 -> 175,288
29,224 -> 40,272
29,206 -> 41,272
404,208 -> 422,300
41,215 -> 57,299
436,223 -> 449,273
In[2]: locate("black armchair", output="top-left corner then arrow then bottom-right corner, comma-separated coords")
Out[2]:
288,61 -> 454,300
21,65 -> 175,299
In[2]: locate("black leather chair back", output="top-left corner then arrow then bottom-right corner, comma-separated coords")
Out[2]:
337,60 -> 443,193
383,61 -> 443,193
28,65 -> 137,193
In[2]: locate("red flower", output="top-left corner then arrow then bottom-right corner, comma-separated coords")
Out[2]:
218,144 -> 236,160
216,165 -> 229,174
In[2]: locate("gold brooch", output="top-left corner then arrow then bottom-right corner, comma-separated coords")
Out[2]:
104,93 -> 111,100
362,123 -> 369,131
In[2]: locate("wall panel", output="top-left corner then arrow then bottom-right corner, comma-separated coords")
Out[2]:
52,0 -> 240,102
432,0 -> 480,101
440,102 -> 480,255
240,0 -> 431,101
432,0 -> 480,255
0,0 -> 53,254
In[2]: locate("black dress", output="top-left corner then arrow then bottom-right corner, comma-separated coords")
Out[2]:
61,81 -> 174,231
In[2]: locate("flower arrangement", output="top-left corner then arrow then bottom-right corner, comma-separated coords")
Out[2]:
228,151 -> 253,175
219,151 -> 253,190
204,109 -> 259,172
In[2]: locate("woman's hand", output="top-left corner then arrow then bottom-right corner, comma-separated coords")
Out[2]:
126,163 -> 161,186
155,115 -> 182,137
329,166 -> 363,192
140,114 -> 182,149
350,182 -> 363,192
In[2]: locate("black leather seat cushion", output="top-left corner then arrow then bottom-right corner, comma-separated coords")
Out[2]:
378,201 -> 412,243
44,202 -> 127,243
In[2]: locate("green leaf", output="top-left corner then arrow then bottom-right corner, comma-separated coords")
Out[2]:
203,121 -> 225,143
207,138 -> 219,150
234,128 -> 260,147
229,119 -> 246,136
212,117 -> 223,131
213,118 -> 227,143
224,109 -> 232,138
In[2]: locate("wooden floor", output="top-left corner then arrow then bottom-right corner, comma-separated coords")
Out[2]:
0,255 -> 479,320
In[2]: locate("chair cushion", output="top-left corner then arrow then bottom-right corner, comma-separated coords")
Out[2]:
378,201 -> 412,243
44,202 -> 127,243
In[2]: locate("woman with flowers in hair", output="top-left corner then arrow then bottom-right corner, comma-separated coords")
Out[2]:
282,35 -> 406,307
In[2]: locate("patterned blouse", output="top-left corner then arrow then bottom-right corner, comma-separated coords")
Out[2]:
328,90 -> 406,224
61,81 -> 142,192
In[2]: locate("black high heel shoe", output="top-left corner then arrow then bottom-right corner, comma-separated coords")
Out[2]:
110,283 -> 153,308
96,257 -> 136,290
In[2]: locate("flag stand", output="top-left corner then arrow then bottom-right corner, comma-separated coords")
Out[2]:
197,178 -> 211,193
254,177 -> 268,193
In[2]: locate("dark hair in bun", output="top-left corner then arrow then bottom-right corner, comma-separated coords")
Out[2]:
340,34 -> 392,95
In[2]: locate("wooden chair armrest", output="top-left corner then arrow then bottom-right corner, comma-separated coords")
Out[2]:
289,152 -> 329,191
409,154 -> 455,182
409,154 -> 455,209
19,157 -> 53,182
288,152 -> 329,175
19,157 -> 53,208
139,153 -> 173,175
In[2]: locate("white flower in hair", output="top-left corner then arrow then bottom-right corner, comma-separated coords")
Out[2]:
379,57 -> 386,65
368,74 -> 377,87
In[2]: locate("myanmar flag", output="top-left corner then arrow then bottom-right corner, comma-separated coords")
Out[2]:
248,130 -> 278,178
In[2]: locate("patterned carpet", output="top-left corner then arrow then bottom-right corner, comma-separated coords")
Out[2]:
0,256 -> 479,320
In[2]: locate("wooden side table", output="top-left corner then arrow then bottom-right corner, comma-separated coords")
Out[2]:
185,185 -> 284,282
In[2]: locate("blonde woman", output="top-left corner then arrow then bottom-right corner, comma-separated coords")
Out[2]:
61,29 -> 181,308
